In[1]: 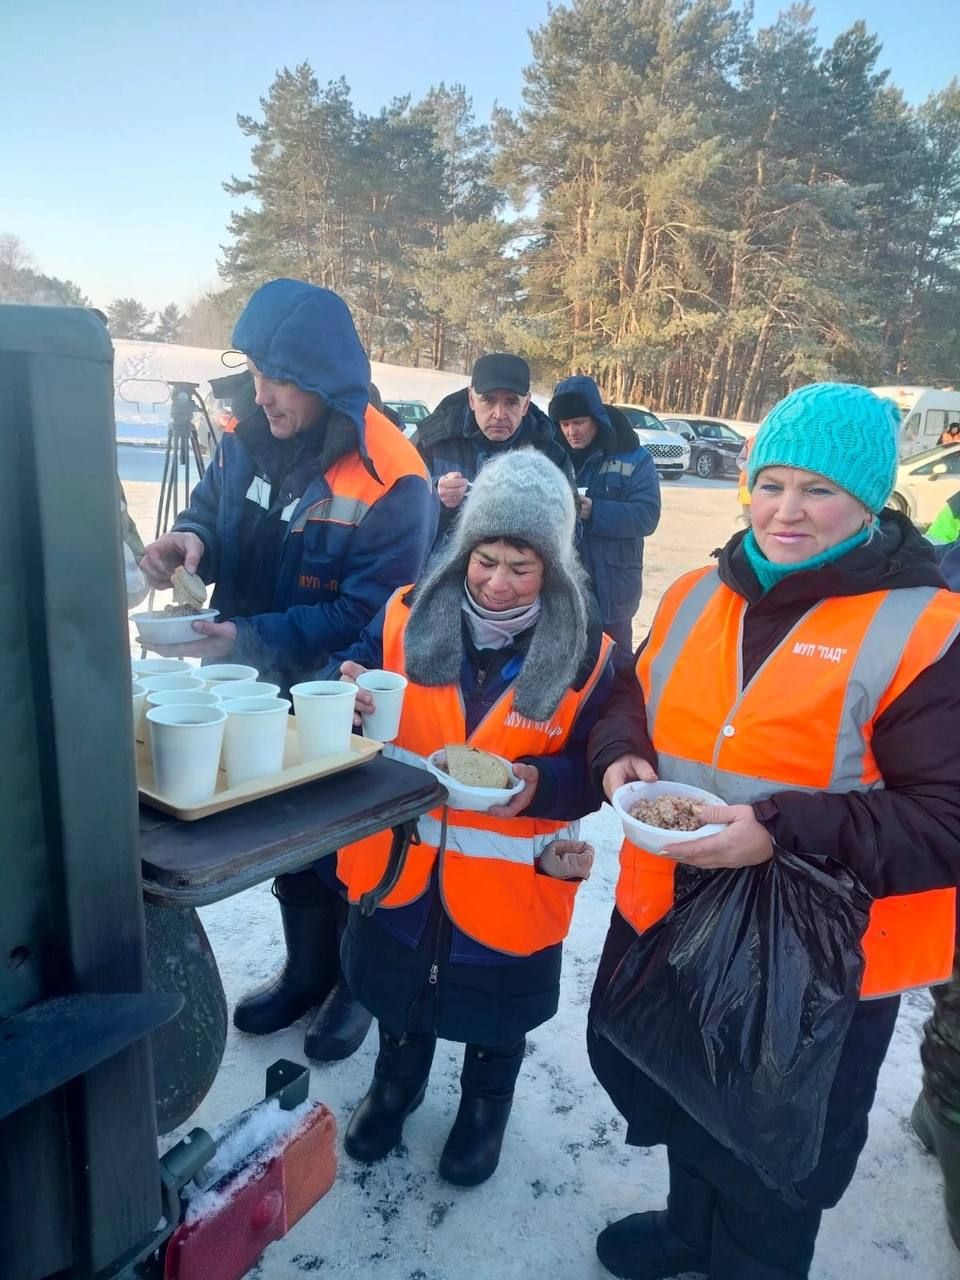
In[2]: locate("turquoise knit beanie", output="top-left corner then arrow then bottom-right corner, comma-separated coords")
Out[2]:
748,383 -> 900,513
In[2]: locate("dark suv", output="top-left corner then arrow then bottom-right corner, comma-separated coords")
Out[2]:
661,416 -> 744,479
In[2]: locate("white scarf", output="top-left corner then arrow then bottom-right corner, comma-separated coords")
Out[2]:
461,582 -> 542,650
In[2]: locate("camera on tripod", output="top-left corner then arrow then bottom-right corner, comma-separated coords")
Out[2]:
118,378 -> 219,539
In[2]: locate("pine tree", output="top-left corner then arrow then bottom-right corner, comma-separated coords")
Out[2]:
153,303 -> 184,344
107,298 -> 154,339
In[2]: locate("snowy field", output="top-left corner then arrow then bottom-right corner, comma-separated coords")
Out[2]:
123,459 -> 957,1278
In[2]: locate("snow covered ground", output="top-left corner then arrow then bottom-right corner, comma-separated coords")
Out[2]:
166,807 -> 954,1280
123,453 -> 958,1279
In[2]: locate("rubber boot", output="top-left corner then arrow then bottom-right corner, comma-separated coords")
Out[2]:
439,1038 -> 525,1187
596,1156 -> 713,1280
232,870 -> 337,1035
344,1027 -> 436,1163
303,899 -> 373,1062
913,1089 -> 960,1250
710,1201 -> 816,1279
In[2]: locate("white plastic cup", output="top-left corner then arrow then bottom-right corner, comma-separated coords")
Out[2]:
138,674 -> 206,694
200,663 -> 259,690
290,680 -> 358,760
222,696 -> 292,787
147,689 -> 222,709
135,674 -> 205,741
146,704 -> 227,808
141,689 -> 222,763
355,670 -> 407,743
132,658 -> 192,678
131,682 -> 146,739
215,680 -> 282,702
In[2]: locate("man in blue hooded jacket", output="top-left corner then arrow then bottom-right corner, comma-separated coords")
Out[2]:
140,279 -> 437,683
139,279 -> 437,1064
549,375 -> 661,653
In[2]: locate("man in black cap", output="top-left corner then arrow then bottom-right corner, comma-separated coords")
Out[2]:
412,353 -> 575,547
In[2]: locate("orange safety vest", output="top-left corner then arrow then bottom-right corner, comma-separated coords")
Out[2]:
619,566 -> 960,998
337,590 -> 614,957
287,405 -> 430,534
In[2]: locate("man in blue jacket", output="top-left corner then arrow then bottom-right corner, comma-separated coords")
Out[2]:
140,279 -> 437,683
549,375 -> 661,653
139,278 -> 438,1064
413,352 -> 575,549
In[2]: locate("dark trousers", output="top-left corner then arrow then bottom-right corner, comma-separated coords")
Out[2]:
604,617 -> 635,656
588,909 -> 900,1277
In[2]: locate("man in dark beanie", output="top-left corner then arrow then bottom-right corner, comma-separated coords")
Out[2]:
413,352 -> 575,548
549,375 -> 661,653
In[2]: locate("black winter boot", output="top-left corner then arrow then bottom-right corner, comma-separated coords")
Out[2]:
344,1027 -> 436,1163
596,1156 -> 712,1280
710,1202 -> 816,1279
303,900 -> 373,1062
438,1038 -> 525,1187
232,871 -> 338,1035
913,1089 -> 960,1250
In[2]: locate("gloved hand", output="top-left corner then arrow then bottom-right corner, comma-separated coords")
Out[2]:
539,840 -> 595,881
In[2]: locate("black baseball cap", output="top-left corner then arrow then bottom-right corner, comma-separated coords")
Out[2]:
471,353 -> 530,396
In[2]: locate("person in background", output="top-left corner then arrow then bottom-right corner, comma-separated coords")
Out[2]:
368,381 -> 406,432
938,422 -> 960,447
586,383 -> 960,1280
139,278 -> 438,1065
326,450 -> 613,1187
549,375 -> 661,653
412,353 -> 575,549
926,491 -> 960,545
736,433 -> 754,525
913,530 -> 960,1251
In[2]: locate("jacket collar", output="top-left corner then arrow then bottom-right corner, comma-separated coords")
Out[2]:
716,511 -> 946,607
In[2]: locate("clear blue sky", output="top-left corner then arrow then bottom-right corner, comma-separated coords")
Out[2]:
4,0 -> 956,312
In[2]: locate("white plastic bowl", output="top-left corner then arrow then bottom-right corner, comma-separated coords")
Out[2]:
130,608 -> 219,647
611,779 -> 728,854
426,749 -> 525,813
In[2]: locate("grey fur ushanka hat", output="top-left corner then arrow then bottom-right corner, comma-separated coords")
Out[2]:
404,450 -> 589,722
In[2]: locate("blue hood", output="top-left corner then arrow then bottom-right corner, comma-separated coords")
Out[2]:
548,375 -> 613,436
232,279 -> 370,434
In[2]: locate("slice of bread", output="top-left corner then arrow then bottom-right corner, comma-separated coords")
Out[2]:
171,566 -> 207,609
443,745 -> 511,789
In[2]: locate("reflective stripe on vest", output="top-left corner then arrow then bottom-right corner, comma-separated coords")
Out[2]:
288,405 -> 429,536
620,569 -> 960,998
337,588 -> 612,956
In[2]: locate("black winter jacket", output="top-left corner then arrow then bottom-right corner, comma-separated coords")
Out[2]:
588,512 -> 960,902
413,388 -> 576,546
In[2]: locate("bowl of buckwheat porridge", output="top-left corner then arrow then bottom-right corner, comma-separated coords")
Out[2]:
611,780 -> 728,853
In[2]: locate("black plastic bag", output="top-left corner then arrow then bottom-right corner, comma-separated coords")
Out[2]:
595,851 -> 870,1189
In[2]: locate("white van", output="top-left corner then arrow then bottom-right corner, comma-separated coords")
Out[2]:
898,391 -> 960,457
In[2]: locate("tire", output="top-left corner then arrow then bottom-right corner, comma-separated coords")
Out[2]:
890,491 -> 910,516
694,451 -> 715,479
659,470 -> 683,482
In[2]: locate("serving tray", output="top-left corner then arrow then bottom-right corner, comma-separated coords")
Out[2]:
137,720 -> 381,821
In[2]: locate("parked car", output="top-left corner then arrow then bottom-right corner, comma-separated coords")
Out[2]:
614,404 -> 690,479
385,399 -> 430,430
891,443 -> 960,526
661,416 -> 745,479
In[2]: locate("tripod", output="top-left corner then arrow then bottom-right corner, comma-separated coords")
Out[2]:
118,379 -> 219,648
154,383 -> 216,541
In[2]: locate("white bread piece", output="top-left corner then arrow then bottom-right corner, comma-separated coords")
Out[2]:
171,566 -> 207,609
443,745 -> 511,789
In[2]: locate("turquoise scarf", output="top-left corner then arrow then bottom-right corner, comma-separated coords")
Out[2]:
743,526 -> 873,593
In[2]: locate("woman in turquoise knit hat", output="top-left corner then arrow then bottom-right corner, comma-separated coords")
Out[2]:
584,382 -> 960,1280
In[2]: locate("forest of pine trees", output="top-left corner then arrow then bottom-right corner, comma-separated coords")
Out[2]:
212,1 -> 960,416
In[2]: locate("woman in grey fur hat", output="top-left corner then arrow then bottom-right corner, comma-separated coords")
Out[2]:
326,449 -> 616,1187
